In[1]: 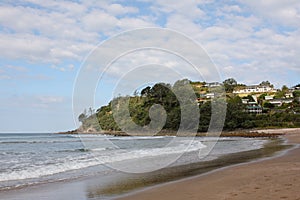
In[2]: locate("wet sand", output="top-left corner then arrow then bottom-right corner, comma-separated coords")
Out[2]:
117,128 -> 300,200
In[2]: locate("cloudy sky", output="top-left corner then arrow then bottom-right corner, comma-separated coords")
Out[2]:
0,0 -> 300,132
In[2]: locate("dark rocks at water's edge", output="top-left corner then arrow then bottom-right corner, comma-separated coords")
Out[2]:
57,129 -> 79,134
57,129 -> 130,136
218,131 -> 284,138
57,129 -> 285,138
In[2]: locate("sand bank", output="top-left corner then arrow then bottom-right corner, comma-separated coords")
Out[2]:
117,128 -> 300,200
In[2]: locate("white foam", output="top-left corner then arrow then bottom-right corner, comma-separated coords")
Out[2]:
0,139 -> 206,182
0,136 -> 267,183
110,136 -> 172,140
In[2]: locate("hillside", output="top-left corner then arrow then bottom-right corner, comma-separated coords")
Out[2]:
77,79 -> 300,134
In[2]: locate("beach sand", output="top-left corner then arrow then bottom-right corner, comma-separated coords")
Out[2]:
117,128 -> 300,200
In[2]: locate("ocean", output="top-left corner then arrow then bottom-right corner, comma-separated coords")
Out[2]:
0,133 -> 268,193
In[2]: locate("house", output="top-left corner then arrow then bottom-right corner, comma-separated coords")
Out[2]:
285,93 -> 294,98
291,85 -> 300,91
242,99 -> 249,104
246,102 -> 263,114
242,100 -> 262,114
233,85 -> 276,94
205,82 -> 222,88
264,95 -> 274,100
269,98 -> 294,106
205,93 -> 215,99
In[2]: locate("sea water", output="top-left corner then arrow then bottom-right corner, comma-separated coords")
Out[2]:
0,133 -> 267,191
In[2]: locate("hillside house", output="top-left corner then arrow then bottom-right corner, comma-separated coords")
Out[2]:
205,82 -> 222,88
233,85 -> 276,94
264,95 -> 274,100
269,98 -> 294,107
246,102 -> 263,114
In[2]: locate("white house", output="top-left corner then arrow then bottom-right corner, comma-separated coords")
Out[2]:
205,82 -> 222,88
269,98 -> 293,106
205,93 -> 215,99
265,95 -> 274,100
233,85 -> 276,94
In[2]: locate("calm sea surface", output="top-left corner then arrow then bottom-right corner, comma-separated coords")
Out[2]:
0,133 -> 268,191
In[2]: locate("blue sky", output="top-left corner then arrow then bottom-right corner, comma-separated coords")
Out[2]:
0,0 -> 300,132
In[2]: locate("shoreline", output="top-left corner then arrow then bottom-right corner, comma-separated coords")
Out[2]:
116,128 -> 300,200
1,128 -> 299,200
58,128 -> 286,138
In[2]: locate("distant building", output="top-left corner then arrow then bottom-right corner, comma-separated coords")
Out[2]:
291,85 -> 300,91
205,82 -> 222,88
264,95 -> 274,100
246,102 -> 263,114
233,85 -> 276,94
205,93 -> 215,99
269,98 -> 294,106
242,99 -> 249,104
285,93 -> 294,98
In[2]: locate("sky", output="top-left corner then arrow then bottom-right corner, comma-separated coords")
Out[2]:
0,0 -> 300,133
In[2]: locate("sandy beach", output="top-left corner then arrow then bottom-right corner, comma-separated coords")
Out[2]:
117,128 -> 300,200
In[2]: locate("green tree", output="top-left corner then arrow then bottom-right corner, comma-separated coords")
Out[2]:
223,78 -> 237,93
242,95 -> 255,102
263,102 -> 275,109
141,86 -> 151,97
224,96 -> 249,130
259,80 -> 273,88
78,113 -> 87,124
282,85 -> 289,93
274,85 -> 289,99
293,90 -> 300,97
198,101 -> 211,132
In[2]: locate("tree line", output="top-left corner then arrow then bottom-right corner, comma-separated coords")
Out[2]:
79,79 -> 300,133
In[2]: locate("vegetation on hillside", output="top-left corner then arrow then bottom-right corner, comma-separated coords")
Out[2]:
79,78 -> 300,133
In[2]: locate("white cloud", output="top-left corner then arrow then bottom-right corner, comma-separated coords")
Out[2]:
117,17 -> 156,30
50,64 -> 75,72
221,5 -> 242,13
165,14 -> 203,36
241,0 -> 300,27
149,0 -> 207,20
0,0 -> 299,87
105,3 -> 139,16
82,10 -> 119,33
37,96 -> 64,104
0,1 -> 156,64
0,32 -> 95,63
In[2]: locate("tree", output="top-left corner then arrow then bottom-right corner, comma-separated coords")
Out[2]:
224,96 -> 249,130
263,102 -> 275,109
88,107 -> 94,116
133,90 -> 139,97
282,85 -> 289,93
293,90 -> 300,97
243,95 -> 255,102
150,83 -> 172,101
258,93 -> 268,105
259,81 -> 273,88
141,86 -> 151,97
78,113 -> 87,124
223,78 -> 237,93
198,101 -> 211,132
274,85 -> 289,99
